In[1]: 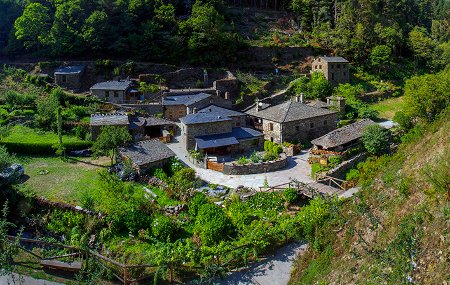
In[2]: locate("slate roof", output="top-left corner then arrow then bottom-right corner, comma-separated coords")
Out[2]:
119,140 -> 175,167
195,127 -> 263,149
320,56 -> 349,63
311,119 -> 376,149
180,113 -> 232,125
90,80 -> 133,91
54,65 -> 85,75
245,101 -> 337,123
129,116 -> 175,129
162,93 -> 211,106
198,105 -> 244,117
90,113 -> 129,126
307,100 -> 330,109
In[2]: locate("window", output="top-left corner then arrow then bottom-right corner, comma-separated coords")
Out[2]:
331,73 -> 335,80
337,64 -> 340,68
114,91 -> 119,97
330,64 -> 334,69
319,65 -> 322,69
235,117 -> 241,127
295,126 -> 300,131
310,122 -> 314,129
268,123 -> 274,131
62,75 -> 66,83
324,120 -> 328,126
105,91 -> 110,98
344,72 -> 346,76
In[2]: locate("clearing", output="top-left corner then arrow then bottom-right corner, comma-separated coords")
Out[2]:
371,96 -> 405,120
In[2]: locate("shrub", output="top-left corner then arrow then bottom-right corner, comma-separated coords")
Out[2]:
283,188 -> 298,204
124,210 -> 153,234
194,204 -> 232,245
227,200 -> 252,230
249,151 -> 262,163
151,215 -> 176,242
297,198 -> 331,244
0,145 -> 15,172
152,168 -> 168,181
362,124 -> 390,155
237,156 -> 250,165
393,111 -> 412,130
345,169 -> 360,181
311,163 -> 325,178
272,144 -> 283,155
246,192 -> 285,213
328,156 -> 342,168
263,152 -> 278,162
188,193 -> 209,218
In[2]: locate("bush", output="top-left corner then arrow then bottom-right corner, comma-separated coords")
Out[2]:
194,204 -> 232,245
263,152 -> 278,162
227,200 -> 252,230
345,169 -> 360,181
152,168 -> 168,181
152,215 -> 176,241
393,111 -> 412,130
247,192 -> 285,213
237,156 -> 250,165
283,188 -> 298,204
297,198 -> 331,244
328,156 -> 342,168
311,163 -> 325,178
272,144 -> 283,155
124,210 -> 153,234
249,151 -> 262,163
188,193 -> 209,218
362,124 -> 390,155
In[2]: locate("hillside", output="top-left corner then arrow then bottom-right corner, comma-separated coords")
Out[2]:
289,109 -> 449,284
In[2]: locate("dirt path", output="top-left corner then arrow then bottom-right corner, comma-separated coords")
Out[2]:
217,242 -> 308,285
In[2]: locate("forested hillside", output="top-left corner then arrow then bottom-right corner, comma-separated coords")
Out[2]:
1,0 -> 449,67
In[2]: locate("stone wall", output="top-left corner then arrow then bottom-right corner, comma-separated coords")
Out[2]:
165,105 -> 187,121
281,112 -> 338,142
223,153 -> 288,175
91,89 -> 127,104
261,120 -> 283,144
230,137 -> 264,153
119,103 -> 163,115
183,120 -> 234,150
325,152 -> 368,180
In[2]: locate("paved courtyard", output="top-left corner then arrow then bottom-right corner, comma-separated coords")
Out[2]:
166,134 -> 314,189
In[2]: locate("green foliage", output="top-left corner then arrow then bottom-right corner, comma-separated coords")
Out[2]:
227,200 -> 252,230
172,167 -> 197,189
0,201 -> 21,274
393,111 -> 412,130
296,245 -> 334,285
290,72 -> 332,99
345,169 -> 360,182
194,204 -> 232,246
370,45 -> 392,72
283,188 -> 298,204
334,84 -> 378,120
14,3 -> 51,49
188,193 -> 209,218
152,215 -> 176,242
92,126 -> 132,165
0,145 -> 15,172
47,210 -> 85,235
297,198 -> 331,246
404,69 -> 450,122
361,124 -> 390,155
311,163 -> 325,179
327,156 -> 342,168
249,151 -> 262,163
247,192 -> 285,214
236,156 -> 250,165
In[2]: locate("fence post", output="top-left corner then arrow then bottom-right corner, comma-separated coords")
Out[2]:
123,266 -> 128,285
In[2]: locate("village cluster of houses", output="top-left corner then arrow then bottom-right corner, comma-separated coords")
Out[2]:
53,56 -> 370,174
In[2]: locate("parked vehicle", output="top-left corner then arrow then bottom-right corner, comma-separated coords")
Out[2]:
0,163 -> 24,186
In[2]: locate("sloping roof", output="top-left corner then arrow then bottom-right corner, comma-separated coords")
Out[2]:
245,101 -> 337,123
162,93 -> 211,106
195,127 -> 262,149
129,116 -> 175,129
54,65 -> 85,75
90,113 -> 129,126
320,56 -> 349,63
119,140 -> 175,166
198,105 -> 244,117
307,100 -> 330,109
90,80 -> 133,91
311,119 -> 376,149
180,112 -> 232,125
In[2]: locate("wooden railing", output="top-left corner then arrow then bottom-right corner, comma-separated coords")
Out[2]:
316,175 -> 347,190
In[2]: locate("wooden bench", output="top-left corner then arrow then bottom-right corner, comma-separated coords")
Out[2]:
40,259 -> 82,272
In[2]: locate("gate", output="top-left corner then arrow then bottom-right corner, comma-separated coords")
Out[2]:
207,160 -> 224,172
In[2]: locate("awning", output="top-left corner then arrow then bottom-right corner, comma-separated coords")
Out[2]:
195,136 -> 239,149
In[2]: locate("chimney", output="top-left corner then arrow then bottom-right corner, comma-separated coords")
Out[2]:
300,93 -> 304,104
192,107 -> 198,114
224,91 -> 229,100
255,99 -> 260,112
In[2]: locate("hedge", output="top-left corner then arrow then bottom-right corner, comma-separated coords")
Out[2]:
1,141 -> 93,155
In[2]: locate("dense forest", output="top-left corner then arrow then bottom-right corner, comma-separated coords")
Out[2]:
1,0 -> 449,67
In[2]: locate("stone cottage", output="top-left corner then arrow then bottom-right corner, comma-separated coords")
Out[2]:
119,140 -> 175,174
245,99 -> 338,144
197,105 -> 246,127
311,119 -> 376,152
90,113 -> 129,140
180,112 -> 263,154
162,92 -> 232,121
311,56 -> 350,86
54,65 -> 85,90
90,80 -> 140,103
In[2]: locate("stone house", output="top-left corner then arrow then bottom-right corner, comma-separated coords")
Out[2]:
311,119 -> 376,152
90,80 -> 140,103
54,65 -> 85,90
90,113 -> 129,140
311,56 -> 350,86
197,105 -> 247,127
162,92 -> 232,121
180,112 -> 263,154
307,96 -> 346,113
118,140 -> 175,174
245,99 -> 338,144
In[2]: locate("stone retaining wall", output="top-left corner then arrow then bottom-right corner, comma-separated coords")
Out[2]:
223,154 -> 288,175
325,152 -> 368,180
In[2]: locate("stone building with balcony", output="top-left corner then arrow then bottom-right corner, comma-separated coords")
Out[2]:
311,56 -> 350,86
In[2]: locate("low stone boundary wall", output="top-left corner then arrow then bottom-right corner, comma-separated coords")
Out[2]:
325,153 -> 368,180
223,154 -> 288,175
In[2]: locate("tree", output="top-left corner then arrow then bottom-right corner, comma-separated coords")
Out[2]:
0,146 -> 15,172
393,111 -> 412,130
92,126 -> 132,165
0,201 -> 21,276
14,3 -> 51,49
82,10 -> 110,51
408,26 -> 435,66
370,45 -> 392,73
404,70 -> 450,121
193,204 -> 232,246
36,89 -> 63,130
361,124 -> 390,155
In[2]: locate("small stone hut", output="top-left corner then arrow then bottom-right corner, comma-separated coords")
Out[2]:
54,65 -> 85,90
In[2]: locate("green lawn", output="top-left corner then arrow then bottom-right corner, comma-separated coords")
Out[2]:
16,156 -> 108,203
4,125 -> 85,145
371,96 -> 406,120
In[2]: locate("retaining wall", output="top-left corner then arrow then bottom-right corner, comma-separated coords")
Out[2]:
223,154 -> 288,175
325,153 -> 368,180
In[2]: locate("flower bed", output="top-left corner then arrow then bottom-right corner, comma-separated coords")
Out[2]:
223,153 -> 288,175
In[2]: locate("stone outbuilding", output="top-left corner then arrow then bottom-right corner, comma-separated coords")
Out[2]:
311,119 -> 376,152
90,80 -> 140,103
245,100 -> 338,144
90,113 -> 130,140
162,92 -> 232,121
180,112 -> 263,154
311,56 -> 350,86
54,65 -> 85,90
118,140 -> 175,174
